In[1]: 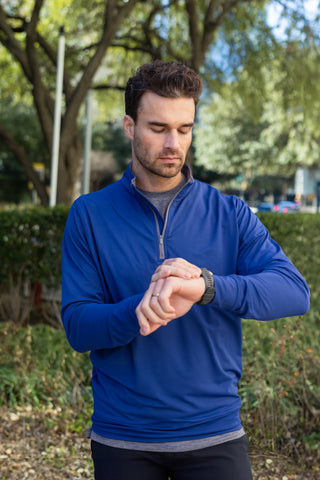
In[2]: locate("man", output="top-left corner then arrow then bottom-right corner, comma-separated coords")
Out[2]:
61,60 -> 310,480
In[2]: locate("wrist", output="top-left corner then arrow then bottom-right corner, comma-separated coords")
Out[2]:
197,268 -> 215,305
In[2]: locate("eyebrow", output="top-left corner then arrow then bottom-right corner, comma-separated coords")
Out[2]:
148,121 -> 194,128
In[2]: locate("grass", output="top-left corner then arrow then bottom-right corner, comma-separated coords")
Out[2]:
0,322 -> 93,419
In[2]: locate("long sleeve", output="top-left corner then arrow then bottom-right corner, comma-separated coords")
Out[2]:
61,200 -> 142,353
212,199 -> 310,320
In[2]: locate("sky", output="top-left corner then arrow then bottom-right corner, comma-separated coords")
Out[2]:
267,0 -> 319,37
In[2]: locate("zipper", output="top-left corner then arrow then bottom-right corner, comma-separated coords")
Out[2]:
142,198 -> 166,260
131,175 -> 191,260
148,191 -> 180,260
158,195 -> 176,259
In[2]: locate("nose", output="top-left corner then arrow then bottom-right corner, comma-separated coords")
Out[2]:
164,130 -> 179,150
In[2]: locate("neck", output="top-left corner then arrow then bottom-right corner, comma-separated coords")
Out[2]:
131,164 -> 183,192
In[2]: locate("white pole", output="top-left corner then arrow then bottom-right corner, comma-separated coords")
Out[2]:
82,89 -> 92,195
49,26 -> 65,207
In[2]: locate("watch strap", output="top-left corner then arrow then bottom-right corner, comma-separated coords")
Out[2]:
197,268 -> 215,305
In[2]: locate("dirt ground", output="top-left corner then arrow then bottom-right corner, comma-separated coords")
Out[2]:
0,406 -> 319,480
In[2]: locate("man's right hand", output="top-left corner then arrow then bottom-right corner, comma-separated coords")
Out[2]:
150,257 -> 202,282
136,261 -> 206,336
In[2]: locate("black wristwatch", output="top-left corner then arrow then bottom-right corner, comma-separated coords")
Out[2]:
197,268 -> 215,305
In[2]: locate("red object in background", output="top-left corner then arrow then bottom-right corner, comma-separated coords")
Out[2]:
33,282 -> 42,305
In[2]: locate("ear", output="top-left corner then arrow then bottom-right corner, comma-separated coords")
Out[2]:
123,115 -> 135,140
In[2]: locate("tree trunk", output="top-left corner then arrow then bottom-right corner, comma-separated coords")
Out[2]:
0,0 -> 141,206
56,132 -> 83,204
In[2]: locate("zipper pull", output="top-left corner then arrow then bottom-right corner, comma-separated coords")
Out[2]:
159,235 -> 165,259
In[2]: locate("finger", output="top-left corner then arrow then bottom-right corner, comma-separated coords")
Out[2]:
152,259 -> 201,282
139,290 -> 173,327
140,321 -> 162,336
153,285 -> 177,315
150,279 -> 177,314
149,277 -> 182,316
137,303 -> 170,337
136,281 -> 176,336
168,258 -> 201,278
162,258 -> 201,273
135,304 -> 151,335
151,266 -> 191,282
150,293 -> 175,319
146,296 -> 175,323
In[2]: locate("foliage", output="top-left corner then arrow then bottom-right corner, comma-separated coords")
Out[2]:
195,13 -> 320,179
202,1 -> 274,90
0,0 -> 148,204
0,205 -> 318,293
0,98 -> 48,175
0,206 -> 69,288
92,120 -> 131,169
0,321 -> 92,410
240,212 -> 320,456
241,313 -> 320,455
0,206 -> 69,326
1,0 -> 318,204
0,207 -> 319,462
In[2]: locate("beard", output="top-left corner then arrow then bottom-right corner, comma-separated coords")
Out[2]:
132,134 -> 185,179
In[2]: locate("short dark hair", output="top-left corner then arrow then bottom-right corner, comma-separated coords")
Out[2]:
125,60 -> 203,121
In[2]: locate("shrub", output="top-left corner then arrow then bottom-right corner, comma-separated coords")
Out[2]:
0,207 -> 319,461
258,212 -> 320,288
241,213 -> 320,459
0,206 -> 69,326
0,206 -> 69,287
0,321 -> 92,413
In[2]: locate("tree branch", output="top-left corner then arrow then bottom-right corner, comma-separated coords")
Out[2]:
0,125 -> 49,205
185,0 -> 201,70
22,0 -> 55,150
0,3 -> 55,150
186,0 -> 264,71
27,0 -> 43,33
92,84 -> 126,91
60,0 -> 140,146
0,5 -> 32,78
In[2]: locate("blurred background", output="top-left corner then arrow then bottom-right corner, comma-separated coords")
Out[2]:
0,0 -> 320,212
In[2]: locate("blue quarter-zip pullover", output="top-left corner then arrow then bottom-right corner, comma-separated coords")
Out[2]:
61,164 -> 310,443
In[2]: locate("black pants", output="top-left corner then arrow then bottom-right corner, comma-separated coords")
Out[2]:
91,435 -> 253,480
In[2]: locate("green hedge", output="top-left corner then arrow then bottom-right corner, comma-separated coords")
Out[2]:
0,206 -> 69,288
0,207 -> 319,320
258,212 -> 320,290
0,207 -> 319,306
1,206 -> 318,292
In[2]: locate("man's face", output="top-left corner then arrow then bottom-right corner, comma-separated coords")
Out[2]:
123,92 -> 195,191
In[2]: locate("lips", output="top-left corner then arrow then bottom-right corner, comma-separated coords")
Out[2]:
158,155 -> 182,161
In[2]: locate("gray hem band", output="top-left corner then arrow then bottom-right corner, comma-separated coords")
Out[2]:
87,427 -> 245,453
